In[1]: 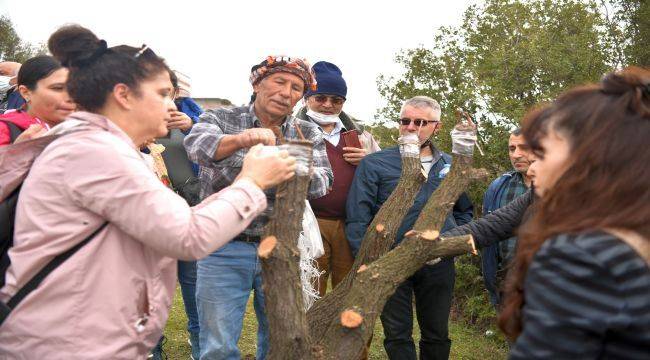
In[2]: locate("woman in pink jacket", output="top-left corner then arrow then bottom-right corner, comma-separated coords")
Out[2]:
0,55 -> 76,145
0,25 -> 296,359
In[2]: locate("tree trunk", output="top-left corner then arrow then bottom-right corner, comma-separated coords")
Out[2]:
259,140 -> 316,360
317,153 -> 479,359
260,119 -> 484,360
307,143 -> 424,340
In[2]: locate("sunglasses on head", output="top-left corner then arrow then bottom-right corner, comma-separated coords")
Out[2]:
313,94 -> 345,106
134,44 -> 156,59
400,118 -> 439,127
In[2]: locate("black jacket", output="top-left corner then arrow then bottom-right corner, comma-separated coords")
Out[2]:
442,189 -> 535,248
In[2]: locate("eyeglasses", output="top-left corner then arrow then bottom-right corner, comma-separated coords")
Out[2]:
400,118 -> 439,127
312,95 -> 345,106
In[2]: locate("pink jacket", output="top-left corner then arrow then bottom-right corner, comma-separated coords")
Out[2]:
0,112 -> 267,359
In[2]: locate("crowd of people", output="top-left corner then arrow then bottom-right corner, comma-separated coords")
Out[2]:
0,24 -> 648,360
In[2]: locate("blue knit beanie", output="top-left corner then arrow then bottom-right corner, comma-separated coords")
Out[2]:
304,61 -> 347,99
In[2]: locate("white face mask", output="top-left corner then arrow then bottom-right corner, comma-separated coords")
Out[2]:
0,76 -> 15,97
306,109 -> 340,126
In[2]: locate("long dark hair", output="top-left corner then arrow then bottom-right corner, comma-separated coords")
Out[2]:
47,25 -> 170,112
498,67 -> 650,339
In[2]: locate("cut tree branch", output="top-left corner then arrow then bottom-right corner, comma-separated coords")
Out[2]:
317,115 -> 483,359
307,141 -> 424,340
260,140 -> 316,360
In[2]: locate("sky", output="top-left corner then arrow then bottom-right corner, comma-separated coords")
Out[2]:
1,0 -> 474,123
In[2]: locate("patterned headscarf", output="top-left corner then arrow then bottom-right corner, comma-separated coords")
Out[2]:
249,56 -> 317,92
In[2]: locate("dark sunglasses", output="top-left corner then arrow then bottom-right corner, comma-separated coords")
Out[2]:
399,118 -> 439,127
313,95 -> 345,106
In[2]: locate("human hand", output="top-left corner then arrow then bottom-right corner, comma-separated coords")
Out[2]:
14,124 -> 47,143
166,111 -> 193,131
237,128 -> 276,148
451,109 -> 480,156
342,146 -> 368,165
238,144 -> 296,190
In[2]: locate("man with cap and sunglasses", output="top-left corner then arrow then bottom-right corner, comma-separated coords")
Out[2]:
295,61 -> 380,298
184,56 -> 332,360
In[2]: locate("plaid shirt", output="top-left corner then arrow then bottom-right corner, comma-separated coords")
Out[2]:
497,171 -> 529,263
184,104 -> 333,237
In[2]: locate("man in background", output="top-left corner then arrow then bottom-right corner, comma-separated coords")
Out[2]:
295,61 -> 380,296
0,61 -> 24,113
480,128 -> 533,307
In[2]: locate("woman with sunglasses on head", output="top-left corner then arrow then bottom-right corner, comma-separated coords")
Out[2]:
0,55 -> 75,146
496,67 -> 650,359
0,25 -> 296,359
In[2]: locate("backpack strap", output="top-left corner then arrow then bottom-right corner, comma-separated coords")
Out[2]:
604,228 -> 650,266
0,221 -> 108,326
0,120 -> 24,144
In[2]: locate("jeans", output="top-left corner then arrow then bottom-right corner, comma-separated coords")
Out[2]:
196,241 -> 268,360
178,260 -> 200,358
151,260 -> 200,360
380,260 -> 455,360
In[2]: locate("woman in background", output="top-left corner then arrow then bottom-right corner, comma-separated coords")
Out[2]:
0,55 -> 75,145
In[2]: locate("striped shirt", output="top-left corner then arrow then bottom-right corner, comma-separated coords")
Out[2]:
511,231 -> 650,359
184,104 -> 333,237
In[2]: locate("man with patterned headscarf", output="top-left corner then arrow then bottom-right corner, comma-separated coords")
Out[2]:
184,56 -> 332,360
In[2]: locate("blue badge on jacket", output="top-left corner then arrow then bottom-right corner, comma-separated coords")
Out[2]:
438,163 -> 451,178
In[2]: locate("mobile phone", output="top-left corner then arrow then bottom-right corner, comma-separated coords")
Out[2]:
342,130 -> 362,149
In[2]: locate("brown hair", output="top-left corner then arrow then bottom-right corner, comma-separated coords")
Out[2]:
498,67 -> 650,339
48,25 -> 170,112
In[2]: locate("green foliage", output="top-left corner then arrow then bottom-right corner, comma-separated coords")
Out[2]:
452,256 -> 498,328
610,0 -> 650,66
0,15 -> 47,63
466,0 -> 612,123
377,0 -> 618,211
365,122 -> 399,148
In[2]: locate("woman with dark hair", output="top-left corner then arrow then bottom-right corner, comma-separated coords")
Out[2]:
498,67 -> 650,359
0,55 -> 75,145
166,69 -> 195,132
0,25 -> 296,358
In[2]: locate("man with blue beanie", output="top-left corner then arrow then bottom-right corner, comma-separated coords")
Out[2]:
296,61 -> 380,297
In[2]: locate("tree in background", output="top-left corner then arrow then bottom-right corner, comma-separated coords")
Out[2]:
377,0 -> 620,208
611,0 -> 649,66
0,15 -> 46,62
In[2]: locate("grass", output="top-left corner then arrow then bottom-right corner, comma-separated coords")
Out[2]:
161,287 -> 508,359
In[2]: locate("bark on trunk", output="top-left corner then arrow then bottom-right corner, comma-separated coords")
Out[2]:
260,118 -> 484,360
307,152 -> 424,339
317,153 -> 479,359
260,140 -> 316,360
